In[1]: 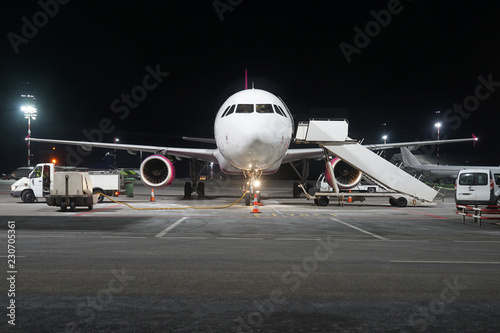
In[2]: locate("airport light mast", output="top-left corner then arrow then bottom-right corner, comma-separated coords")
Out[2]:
382,135 -> 388,158
21,92 -> 37,166
114,138 -> 119,169
435,122 -> 441,166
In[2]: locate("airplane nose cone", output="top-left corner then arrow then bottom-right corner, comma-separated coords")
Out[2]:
226,126 -> 278,170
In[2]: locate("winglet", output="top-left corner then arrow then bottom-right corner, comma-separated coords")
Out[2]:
245,69 -> 248,90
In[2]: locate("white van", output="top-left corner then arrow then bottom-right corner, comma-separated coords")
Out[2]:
455,169 -> 500,206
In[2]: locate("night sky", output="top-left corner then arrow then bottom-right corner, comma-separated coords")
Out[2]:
1,1 -> 500,175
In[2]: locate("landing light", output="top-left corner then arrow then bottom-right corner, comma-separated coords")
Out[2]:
254,180 -> 261,187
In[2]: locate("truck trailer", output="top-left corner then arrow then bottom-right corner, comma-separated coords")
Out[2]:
46,172 -> 99,211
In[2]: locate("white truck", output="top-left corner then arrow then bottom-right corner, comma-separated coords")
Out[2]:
10,163 -> 124,203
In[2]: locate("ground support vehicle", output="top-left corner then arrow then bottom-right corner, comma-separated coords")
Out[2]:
455,169 -> 500,207
295,119 -> 440,208
299,184 -> 435,207
10,163 -> 124,203
46,172 -> 99,212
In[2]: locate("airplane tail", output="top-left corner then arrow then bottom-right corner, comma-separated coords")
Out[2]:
245,69 -> 248,90
400,147 -> 422,167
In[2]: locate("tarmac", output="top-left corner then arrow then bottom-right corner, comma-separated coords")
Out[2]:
1,178 -> 500,332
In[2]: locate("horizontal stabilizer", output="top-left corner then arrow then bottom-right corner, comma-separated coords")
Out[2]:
182,137 -> 216,144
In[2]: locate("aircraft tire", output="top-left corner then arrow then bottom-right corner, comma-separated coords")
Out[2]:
389,198 -> 397,206
245,192 -> 251,206
197,182 -> 205,198
60,202 -> 67,212
184,182 -> 192,199
70,201 -> 76,212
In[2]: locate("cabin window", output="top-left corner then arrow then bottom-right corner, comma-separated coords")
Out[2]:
221,106 -> 231,117
221,105 -> 236,117
273,104 -> 285,116
235,104 -> 254,113
274,105 -> 287,117
226,105 -> 235,116
256,104 -> 274,113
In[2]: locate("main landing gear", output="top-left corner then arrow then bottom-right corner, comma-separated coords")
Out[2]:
184,159 -> 207,199
289,159 -> 315,198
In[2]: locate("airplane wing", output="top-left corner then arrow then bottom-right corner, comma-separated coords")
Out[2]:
182,136 -> 217,144
28,138 -> 218,163
30,135 -> 477,166
363,135 -> 478,150
283,136 -> 478,164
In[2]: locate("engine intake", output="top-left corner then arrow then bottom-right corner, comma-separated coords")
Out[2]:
140,155 -> 175,188
325,157 -> 363,189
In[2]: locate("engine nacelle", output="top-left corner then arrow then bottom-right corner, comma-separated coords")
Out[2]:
140,155 -> 175,188
325,157 -> 363,189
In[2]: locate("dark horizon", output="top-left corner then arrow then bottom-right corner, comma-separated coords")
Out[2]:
1,1 -> 499,174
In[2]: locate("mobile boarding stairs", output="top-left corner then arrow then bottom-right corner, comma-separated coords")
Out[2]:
295,119 -> 439,207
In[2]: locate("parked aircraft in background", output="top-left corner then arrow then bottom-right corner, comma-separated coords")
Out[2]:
400,146 -> 494,179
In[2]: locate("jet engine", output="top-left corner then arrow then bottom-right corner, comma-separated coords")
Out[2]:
140,155 -> 175,188
325,157 -> 363,189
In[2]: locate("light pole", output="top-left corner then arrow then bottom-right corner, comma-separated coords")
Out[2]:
434,122 -> 441,166
21,101 -> 37,166
114,138 -> 119,169
382,135 -> 387,158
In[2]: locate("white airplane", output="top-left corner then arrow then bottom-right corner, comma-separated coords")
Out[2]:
29,83 -> 478,205
400,146 -> 495,179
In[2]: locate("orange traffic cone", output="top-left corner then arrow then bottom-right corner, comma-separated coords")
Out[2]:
150,188 -> 156,202
348,190 -> 352,203
250,192 -> 261,214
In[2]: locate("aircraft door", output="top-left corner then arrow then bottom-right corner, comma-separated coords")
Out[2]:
42,165 -> 51,195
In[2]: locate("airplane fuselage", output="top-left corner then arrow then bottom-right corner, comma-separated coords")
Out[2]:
213,89 -> 293,175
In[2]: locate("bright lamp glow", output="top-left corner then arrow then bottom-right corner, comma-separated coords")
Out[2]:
434,122 -> 441,128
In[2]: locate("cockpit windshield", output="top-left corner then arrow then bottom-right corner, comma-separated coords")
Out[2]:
222,103 -> 283,116
256,104 -> 274,113
235,104 -> 254,113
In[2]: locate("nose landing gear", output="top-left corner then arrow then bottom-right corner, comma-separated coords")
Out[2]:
243,170 -> 262,206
